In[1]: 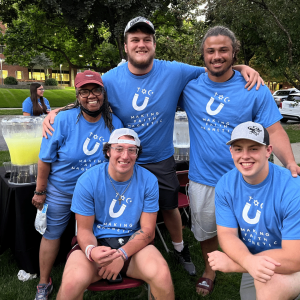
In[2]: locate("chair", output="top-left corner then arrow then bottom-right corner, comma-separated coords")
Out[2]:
155,170 -> 190,253
69,233 -> 150,299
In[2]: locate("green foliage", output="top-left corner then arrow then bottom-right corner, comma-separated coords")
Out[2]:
203,0 -> 300,87
4,76 -> 18,85
156,20 -> 206,65
45,78 -> 58,86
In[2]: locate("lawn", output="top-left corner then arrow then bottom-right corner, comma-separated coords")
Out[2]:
0,226 -> 242,300
0,87 -> 76,108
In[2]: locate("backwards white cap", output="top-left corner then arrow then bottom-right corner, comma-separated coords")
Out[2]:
108,128 -> 140,146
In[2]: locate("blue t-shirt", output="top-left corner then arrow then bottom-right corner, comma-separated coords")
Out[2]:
22,97 -> 51,116
39,107 -> 123,194
215,162 -> 300,255
71,162 -> 159,239
102,59 -> 205,164
180,71 -> 282,187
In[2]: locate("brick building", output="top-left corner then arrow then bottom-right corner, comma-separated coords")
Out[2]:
0,23 -> 76,86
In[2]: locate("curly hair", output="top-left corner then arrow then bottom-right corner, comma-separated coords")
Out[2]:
200,26 -> 240,65
59,87 -> 114,132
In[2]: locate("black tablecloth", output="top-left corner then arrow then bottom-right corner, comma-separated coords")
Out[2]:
0,167 -> 75,274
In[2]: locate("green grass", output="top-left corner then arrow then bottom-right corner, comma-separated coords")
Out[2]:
0,227 -> 241,300
283,124 -> 300,143
0,110 -> 23,115
0,88 -> 76,108
0,151 -> 10,165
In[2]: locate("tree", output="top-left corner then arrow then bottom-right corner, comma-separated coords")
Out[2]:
0,0 -> 206,70
203,0 -> 300,88
31,53 -> 53,78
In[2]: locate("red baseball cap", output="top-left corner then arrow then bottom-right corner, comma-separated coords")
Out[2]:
75,70 -> 104,88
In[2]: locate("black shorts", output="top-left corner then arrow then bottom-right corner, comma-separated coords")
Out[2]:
68,242 -> 131,275
139,156 -> 180,210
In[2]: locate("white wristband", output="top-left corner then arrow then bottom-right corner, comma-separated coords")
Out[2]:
85,245 -> 96,262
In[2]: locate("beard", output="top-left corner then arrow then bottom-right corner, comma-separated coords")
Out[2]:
127,52 -> 155,71
205,58 -> 234,77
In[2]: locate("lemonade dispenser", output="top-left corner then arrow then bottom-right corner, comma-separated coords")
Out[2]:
1,116 -> 43,184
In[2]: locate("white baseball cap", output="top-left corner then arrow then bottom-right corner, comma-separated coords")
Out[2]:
108,128 -> 140,146
226,121 -> 269,146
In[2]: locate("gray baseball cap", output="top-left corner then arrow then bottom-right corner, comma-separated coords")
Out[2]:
124,16 -> 155,36
108,128 -> 140,146
226,121 -> 269,146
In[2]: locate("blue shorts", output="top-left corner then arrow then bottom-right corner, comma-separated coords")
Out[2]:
43,181 -> 73,240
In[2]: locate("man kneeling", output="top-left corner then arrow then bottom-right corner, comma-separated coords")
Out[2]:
208,121 -> 300,300
57,128 -> 174,300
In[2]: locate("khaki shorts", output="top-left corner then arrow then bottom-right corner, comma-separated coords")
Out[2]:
189,181 -> 217,242
240,273 -> 300,300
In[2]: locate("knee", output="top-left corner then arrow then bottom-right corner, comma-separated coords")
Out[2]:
145,256 -> 172,287
255,274 -> 285,300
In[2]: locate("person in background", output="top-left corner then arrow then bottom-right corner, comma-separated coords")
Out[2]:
31,71 -> 123,300
22,82 -> 51,116
208,121 -> 300,300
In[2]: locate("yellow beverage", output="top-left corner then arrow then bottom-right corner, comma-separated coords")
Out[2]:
5,134 -> 42,165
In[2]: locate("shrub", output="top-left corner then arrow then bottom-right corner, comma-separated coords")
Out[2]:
4,76 -> 18,85
45,78 -> 58,86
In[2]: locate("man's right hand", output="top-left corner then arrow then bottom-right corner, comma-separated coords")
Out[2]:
91,246 -> 122,267
243,255 -> 280,282
42,110 -> 57,138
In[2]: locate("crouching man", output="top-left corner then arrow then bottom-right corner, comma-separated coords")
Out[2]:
208,121 -> 300,300
57,128 -> 174,300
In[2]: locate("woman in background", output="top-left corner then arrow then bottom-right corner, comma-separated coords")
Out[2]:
22,83 -> 51,116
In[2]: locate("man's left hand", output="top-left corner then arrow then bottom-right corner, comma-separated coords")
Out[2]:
98,256 -> 124,280
286,161 -> 300,177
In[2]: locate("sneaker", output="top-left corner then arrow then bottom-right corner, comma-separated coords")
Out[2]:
173,244 -> 196,276
34,277 -> 53,300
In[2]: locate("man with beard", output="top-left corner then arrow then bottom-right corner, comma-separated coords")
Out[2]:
179,26 -> 300,296
43,17 -> 262,277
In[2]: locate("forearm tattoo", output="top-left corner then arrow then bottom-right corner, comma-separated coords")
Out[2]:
129,229 -> 152,241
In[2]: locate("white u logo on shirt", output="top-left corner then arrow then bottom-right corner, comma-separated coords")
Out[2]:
132,93 -> 149,111
109,199 -> 126,218
83,138 -> 100,155
206,97 -> 224,116
242,202 -> 261,224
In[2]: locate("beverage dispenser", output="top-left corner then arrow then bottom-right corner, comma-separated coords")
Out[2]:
1,116 -> 43,184
173,111 -> 190,161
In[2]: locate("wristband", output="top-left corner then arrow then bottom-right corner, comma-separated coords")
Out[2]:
34,190 -> 47,195
85,245 -> 96,262
118,247 -> 128,261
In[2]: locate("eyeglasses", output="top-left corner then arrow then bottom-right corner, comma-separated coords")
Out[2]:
78,87 -> 103,98
37,88 -> 45,91
111,146 -> 139,156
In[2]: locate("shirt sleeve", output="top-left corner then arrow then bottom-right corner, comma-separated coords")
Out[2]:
281,195 -> 300,240
71,174 -> 95,216
38,114 -> 65,163
22,98 -> 33,114
253,86 -> 282,128
215,180 -> 239,228
142,175 -> 159,213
